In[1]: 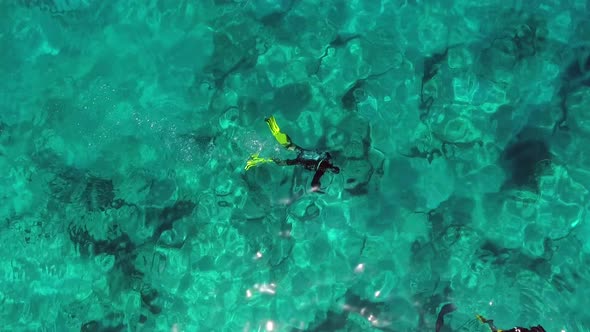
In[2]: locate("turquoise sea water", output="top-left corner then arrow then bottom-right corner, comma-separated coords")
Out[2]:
2,0 -> 590,331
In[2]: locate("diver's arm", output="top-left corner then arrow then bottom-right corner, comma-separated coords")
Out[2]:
311,168 -> 327,193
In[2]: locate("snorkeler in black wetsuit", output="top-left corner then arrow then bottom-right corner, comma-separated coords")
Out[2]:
477,314 -> 546,332
245,115 -> 340,192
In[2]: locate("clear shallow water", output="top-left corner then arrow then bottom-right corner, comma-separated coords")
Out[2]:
1,1 -> 590,331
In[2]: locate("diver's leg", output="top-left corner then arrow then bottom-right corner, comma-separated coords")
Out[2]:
273,158 -> 299,166
265,115 -> 301,151
476,315 -> 499,332
245,155 -> 299,170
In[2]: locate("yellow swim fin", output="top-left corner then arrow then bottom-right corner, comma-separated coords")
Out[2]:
476,314 -> 501,332
265,115 -> 292,148
245,153 -> 274,171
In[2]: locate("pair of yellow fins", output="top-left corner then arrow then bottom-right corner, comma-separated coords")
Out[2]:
244,115 -> 293,171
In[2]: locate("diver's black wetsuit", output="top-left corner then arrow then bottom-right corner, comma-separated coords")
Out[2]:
261,115 -> 340,192
491,326 -> 546,332
506,327 -> 546,332
478,315 -> 546,332
274,147 -> 340,191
